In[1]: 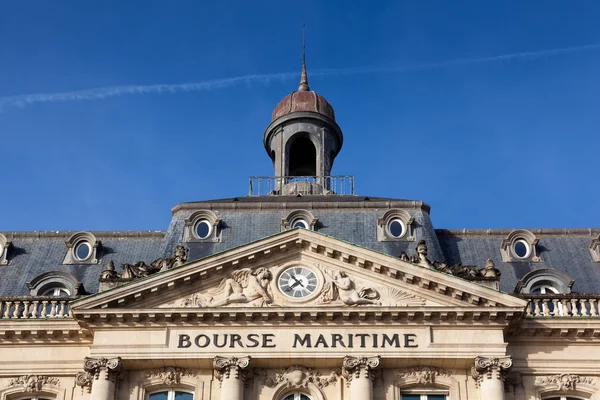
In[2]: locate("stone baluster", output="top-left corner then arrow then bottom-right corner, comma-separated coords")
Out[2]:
471,356 -> 512,400
342,356 -> 380,400
591,299 -> 598,316
77,357 -> 123,400
213,356 -> 251,400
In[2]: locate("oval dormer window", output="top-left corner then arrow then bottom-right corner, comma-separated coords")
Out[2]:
292,219 -> 309,229
513,239 -> 531,259
194,219 -> 212,239
387,218 -> 406,238
74,241 -> 92,261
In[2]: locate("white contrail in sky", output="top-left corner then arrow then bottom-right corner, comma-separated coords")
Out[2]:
1,42 -> 600,111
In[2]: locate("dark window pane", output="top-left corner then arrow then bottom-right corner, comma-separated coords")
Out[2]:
428,396 -> 446,400
75,242 -> 91,260
149,392 -> 168,400
283,395 -> 294,400
401,395 -> 421,400
514,241 -> 528,257
195,221 -> 211,238
300,395 -> 311,400
175,392 -> 193,400
389,220 -> 404,237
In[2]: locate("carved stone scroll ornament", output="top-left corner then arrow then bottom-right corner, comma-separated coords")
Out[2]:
100,246 -> 188,282
401,240 -> 501,281
321,270 -> 381,306
254,366 -> 341,389
471,356 -> 512,388
213,356 -> 251,384
182,267 -> 273,307
75,356 -> 124,392
6,375 -> 60,392
535,374 -> 596,392
394,366 -> 452,386
342,356 -> 380,384
145,367 -> 198,386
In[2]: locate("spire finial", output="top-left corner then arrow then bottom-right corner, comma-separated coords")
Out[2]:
298,23 -> 310,92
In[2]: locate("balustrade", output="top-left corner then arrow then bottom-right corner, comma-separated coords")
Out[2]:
522,294 -> 600,317
0,296 -> 77,319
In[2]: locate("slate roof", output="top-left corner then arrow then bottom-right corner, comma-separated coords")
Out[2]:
2,196 -> 598,296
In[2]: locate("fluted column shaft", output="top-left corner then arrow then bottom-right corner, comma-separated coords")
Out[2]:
80,357 -> 123,400
472,356 -> 512,400
213,356 -> 251,400
342,356 -> 380,400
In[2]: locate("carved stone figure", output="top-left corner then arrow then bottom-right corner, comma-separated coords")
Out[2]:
535,374 -> 596,392
480,258 -> 501,278
394,366 -> 452,386
411,240 -> 431,267
322,271 -> 380,305
102,246 -> 188,281
188,267 -> 273,307
145,367 -> 197,386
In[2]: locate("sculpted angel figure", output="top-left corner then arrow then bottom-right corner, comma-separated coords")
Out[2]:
210,267 -> 273,307
322,271 -> 380,306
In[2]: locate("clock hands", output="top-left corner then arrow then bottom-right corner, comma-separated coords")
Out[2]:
285,275 -> 305,293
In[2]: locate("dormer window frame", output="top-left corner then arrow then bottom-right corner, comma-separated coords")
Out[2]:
589,235 -> 600,262
27,270 -> 82,296
514,268 -> 574,294
500,229 -> 541,262
0,233 -> 13,265
63,231 -> 102,265
377,209 -> 415,242
183,210 -> 222,243
281,210 -> 318,231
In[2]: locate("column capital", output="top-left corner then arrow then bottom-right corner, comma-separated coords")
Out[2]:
471,356 -> 512,387
342,356 -> 380,382
213,356 -> 251,382
75,357 -> 123,393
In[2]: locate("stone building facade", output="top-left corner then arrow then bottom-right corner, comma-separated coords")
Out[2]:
0,59 -> 599,400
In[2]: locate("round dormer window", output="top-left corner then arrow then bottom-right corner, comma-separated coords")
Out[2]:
387,218 -> 406,238
292,219 -> 309,229
194,219 -> 212,239
513,239 -> 531,259
74,241 -> 92,261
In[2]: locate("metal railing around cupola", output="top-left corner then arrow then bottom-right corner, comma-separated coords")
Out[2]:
0,296 -> 79,319
248,175 -> 355,196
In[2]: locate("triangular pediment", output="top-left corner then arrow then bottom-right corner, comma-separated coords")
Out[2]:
71,229 -> 527,320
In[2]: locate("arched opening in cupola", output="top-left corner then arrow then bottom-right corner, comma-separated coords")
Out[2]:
288,135 -> 316,176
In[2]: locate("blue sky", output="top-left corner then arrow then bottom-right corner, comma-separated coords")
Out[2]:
1,1 -> 600,231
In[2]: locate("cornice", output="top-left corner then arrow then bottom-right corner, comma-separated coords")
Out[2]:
0,319 -> 91,342
436,228 -> 600,237
508,318 -> 600,338
73,306 -> 524,327
0,230 -> 165,239
172,199 -> 431,214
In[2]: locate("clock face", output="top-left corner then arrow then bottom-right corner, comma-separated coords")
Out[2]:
278,266 -> 319,299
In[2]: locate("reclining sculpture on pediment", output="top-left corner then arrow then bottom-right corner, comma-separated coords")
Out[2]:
400,240 -> 500,281
321,271 -> 381,306
100,246 -> 189,284
181,267 -> 274,307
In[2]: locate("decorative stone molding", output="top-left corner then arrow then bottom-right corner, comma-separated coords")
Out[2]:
514,268 -> 574,294
500,229 -> 541,262
63,231 -> 102,265
377,209 -> 415,242
184,210 -> 222,243
5,375 -> 60,392
145,367 -> 198,386
75,371 -> 93,393
213,356 -> 251,383
254,366 -> 341,389
0,233 -> 13,265
394,366 -> 452,386
27,270 -> 82,296
281,210 -> 318,231
504,371 -> 523,394
342,356 -> 380,383
471,356 -> 512,387
535,374 -> 596,392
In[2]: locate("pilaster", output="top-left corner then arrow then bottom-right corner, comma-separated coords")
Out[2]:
213,356 -> 251,400
471,356 -> 512,400
342,355 -> 380,400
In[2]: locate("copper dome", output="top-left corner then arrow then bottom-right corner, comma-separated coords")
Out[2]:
271,61 -> 335,122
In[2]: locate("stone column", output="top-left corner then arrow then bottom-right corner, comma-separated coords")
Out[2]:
213,356 -> 251,400
342,356 -> 380,400
471,356 -> 512,400
77,357 -> 123,400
